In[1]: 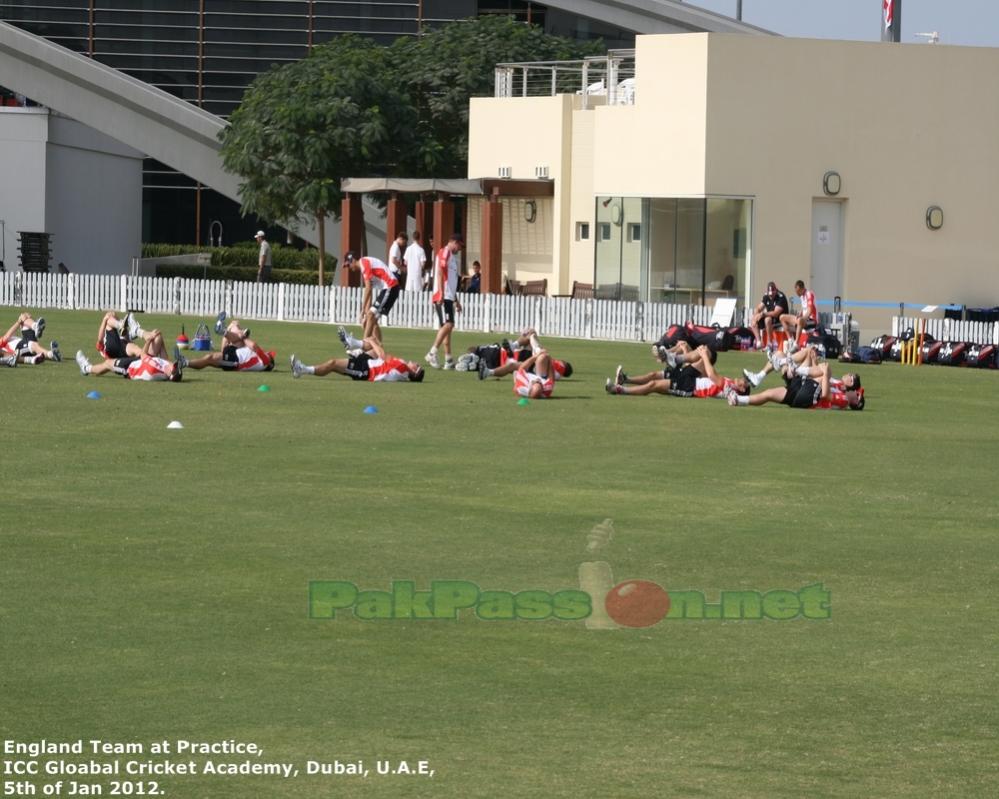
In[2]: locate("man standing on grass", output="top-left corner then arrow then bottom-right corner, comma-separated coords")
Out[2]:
388,231 -> 408,285
426,233 -> 463,369
254,230 -> 273,283
404,231 -> 428,292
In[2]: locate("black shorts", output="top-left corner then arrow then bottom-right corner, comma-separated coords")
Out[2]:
434,299 -> 455,327
373,285 -> 400,316
103,329 -> 128,359
345,353 -> 371,381
112,356 -> 138,377
783,376 -> 821,408
221,345 -> 240,369
19,328 -> 37,344
665,365 -> 699,395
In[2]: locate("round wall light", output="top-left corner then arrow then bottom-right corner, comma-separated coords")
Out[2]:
524,200 -> 537,224
822,171 -> 841,196
926,205 -> 944,230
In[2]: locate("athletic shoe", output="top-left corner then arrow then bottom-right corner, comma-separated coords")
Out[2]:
50,341 -> 62,362
33,317 -> 45,337
337,326 -> 349,348
665,350 -> 678,368
478,361 -> 488,380
242,328 -> 251,339
125,312 -> 141,341
605,378 -> 622,394
1,354 -> 16,368
443,359 -> 456,370
743,368 -> 761,387
501,338 -> 514,357
173,357 -> 183,381
173,345 -> 189,369
727,390 -> 740,406
213,311 -> 227,334
290,354 -> 304,378
425,350 -> 440,369
75,350 -> 90,375
654,344 -> 669,362
614,365 -> 626,386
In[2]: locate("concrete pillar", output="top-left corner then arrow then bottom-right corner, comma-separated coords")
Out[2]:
481,194 -> 503,295
433,193 -> 454,260
385,192 -> 408,262
339,193 -> 364,287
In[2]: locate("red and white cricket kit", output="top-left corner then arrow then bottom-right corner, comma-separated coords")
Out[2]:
513,368 -> 554,398
431,247 -> 459,303
692,376 -> 736,399
367,357 -> 412,382
800,289 -> 817,320
233,345 -> 271,372
816,385 -> 863,410
359,257 -> 399,292
128,355 -> 172,381
0,336 -> 18,355
552,359 -> 569,380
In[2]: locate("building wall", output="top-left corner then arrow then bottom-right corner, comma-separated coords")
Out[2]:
468,32 -> 999,332
0,109 -> 49,270
702,34 -> 999,329
0,108 -> 143,276
46,116 -> 143,275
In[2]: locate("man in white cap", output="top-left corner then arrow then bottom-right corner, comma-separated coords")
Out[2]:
254,230 -> 272,283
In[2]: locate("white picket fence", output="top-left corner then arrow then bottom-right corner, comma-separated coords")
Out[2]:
892,316 -> 999,346
0,272 -> 715,343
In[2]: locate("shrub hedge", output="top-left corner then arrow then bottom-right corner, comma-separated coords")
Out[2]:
154,264 -> 339,286
142,242 -> 337,272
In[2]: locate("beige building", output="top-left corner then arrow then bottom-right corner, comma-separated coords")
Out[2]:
467,33 -> 999,332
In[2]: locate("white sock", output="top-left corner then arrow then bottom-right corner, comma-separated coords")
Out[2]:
304,365 -> 316,375
135,325 -> 146,339
794,365 -> 810,377
110,318 -> 124,331
345,333 -> 363,350
755,371 -> 766,382
429,346 -> 438,355
734,394 -> 749,406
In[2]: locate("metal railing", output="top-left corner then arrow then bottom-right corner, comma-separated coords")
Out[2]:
495,49 -> 636,109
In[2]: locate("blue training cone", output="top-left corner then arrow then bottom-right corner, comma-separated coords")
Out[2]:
363,405 -> 378,415
86,390 -> 102,400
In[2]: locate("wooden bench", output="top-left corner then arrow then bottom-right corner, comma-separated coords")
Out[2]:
521,279 -> 547,296
570,281 -> 594,299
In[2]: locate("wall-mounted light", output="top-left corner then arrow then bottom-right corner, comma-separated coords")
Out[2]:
610,203 -> 623,225
822,171 -> 841,196
926,205 -> 944,230
524,200 -> 537,224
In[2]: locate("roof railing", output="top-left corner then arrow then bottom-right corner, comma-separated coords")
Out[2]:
494,49 -> 636,108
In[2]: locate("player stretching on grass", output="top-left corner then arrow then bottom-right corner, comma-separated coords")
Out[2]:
75,330 -> 183,381
728,361 -> 864,410
0,311 -> 61,364
606,345 -> 749,398
341,252 -> 400,344
290,332 -> 424,383
177,319 -> 275,372
476,328 -> 573,381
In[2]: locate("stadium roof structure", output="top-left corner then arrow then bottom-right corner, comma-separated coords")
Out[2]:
541,0 -> 775,37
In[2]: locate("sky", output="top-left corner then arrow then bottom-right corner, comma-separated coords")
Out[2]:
687,0 -> 999,48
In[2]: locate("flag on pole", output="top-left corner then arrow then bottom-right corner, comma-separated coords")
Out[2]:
882,0 -> 901,43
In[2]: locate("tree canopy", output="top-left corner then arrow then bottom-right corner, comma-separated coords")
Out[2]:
219,16 -> 604,283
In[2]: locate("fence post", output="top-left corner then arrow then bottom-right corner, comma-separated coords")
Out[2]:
483,292 -> 491,333
635,300 -> 645,342
533,295 -> 543,335
225,280 -> 234,319
67,273 -> 76,310
119,274 -> 128,312
13,272 -> 21,306
277,283 -> 286,322
585,298 -> 593,339
171,277 -> 181,315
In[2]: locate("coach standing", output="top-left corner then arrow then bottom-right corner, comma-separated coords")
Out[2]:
255,230 -> 272,283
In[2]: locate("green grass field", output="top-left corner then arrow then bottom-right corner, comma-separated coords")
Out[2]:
3,310 -> 998,798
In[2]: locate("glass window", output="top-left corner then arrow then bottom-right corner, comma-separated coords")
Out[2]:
595,196 -> 752,305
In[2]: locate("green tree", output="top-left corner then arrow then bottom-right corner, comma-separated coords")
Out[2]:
391,16 -> 604,176
219,36 -> 413,284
